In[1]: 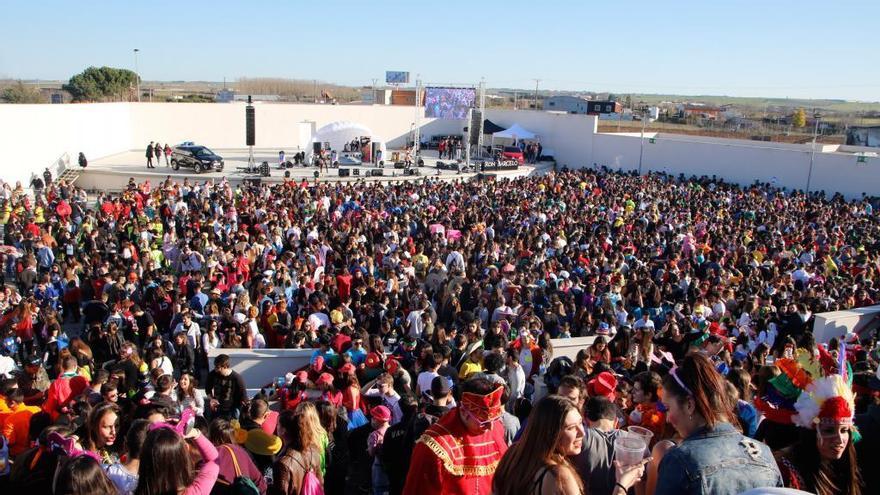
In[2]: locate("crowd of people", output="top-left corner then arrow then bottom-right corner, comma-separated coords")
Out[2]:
0,165 -> 877,495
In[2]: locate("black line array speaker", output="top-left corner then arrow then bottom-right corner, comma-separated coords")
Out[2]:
469,110 -> 483,146
338,168 -> 350,177
245,106 -> 255,146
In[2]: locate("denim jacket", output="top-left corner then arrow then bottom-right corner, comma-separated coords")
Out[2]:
655,422 -> 782,495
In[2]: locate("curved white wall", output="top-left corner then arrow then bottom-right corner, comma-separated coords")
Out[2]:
0,102 -> 876,199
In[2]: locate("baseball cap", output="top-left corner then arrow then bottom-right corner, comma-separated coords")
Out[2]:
316,373 -> 334,386
371,405 -> 392,422
431,375 -> 451,399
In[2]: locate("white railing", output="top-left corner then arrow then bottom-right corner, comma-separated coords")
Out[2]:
54,152 -> 71,177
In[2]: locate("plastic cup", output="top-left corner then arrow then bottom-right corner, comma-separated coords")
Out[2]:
614,434 -> 647,466
627,425 -> 654,456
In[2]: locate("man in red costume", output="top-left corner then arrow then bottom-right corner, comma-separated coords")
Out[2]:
402,378 -> 508,495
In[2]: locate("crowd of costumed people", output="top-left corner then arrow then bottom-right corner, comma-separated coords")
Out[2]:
0,166 -> 877,495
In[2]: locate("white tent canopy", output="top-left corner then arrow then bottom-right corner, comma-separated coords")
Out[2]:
311,121 -> 384,152
492,123 -> 538,140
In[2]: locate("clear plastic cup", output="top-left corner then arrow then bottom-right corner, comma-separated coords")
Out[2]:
627,425 -> 654,456
614,434 -> 647,466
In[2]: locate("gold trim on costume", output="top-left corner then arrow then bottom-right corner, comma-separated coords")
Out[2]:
418,435 -> 501,477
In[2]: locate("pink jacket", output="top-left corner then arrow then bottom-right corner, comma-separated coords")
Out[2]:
184,434 -> 220,495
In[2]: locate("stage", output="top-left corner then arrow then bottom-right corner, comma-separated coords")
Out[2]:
76,148 -> 547,191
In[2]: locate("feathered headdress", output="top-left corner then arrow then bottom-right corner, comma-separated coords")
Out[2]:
792,374 -> 855,428
755,348 -> 824,425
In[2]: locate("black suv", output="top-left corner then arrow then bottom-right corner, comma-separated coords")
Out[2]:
170,144 -> 224,173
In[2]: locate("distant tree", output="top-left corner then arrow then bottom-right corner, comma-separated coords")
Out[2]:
624,94 -> 633,109
1,80 -> 44,103
792,108 -> 807,128
64,66 -> 137,102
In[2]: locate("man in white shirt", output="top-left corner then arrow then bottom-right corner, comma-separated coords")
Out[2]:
406,299 -> 431,339
364,373 -> 403,425
307,293 -> 331,330
505,348 -> 526,411
633,313 -> 655,332
445,247 -> 466,273
416,353 -> 441,397
173,311 -> 201,350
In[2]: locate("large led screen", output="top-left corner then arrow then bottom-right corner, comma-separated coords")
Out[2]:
425,87 -> 475,120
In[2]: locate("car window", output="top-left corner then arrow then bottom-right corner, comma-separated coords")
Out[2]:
195,148 -> 215,157
503,147 -> 520,153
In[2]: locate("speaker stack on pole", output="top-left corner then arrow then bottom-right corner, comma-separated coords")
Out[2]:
469,110 -> 482,146
245,96 -> 256,171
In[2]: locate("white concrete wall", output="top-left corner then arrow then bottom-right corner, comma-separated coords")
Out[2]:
590,132 -> 880,198
485,109 -> 597,168
211,336 -> 596,388
1,102 -> 877,199
0,103 -> 131,186
128,102 -> 463,151
812,304 -> 880,343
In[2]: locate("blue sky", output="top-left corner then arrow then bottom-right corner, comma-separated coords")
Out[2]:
1,0 -> 878,101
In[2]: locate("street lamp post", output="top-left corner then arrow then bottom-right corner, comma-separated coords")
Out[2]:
806,111 -> 821,193
638,109 -> 648,174
133,49 -> 140,102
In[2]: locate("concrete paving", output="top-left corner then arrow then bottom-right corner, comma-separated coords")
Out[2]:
80,147 -> 548,191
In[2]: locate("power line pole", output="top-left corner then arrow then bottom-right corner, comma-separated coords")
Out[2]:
533,79 -> 540,110
806,111 -> 821,193
133,48 -> 140,102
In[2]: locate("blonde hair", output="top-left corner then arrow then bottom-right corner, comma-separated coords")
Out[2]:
279,402 -> 326,455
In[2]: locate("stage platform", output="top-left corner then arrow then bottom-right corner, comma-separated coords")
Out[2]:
77,148 -> 547,191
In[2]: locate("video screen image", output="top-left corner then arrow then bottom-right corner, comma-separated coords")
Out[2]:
425,87 -> 475,120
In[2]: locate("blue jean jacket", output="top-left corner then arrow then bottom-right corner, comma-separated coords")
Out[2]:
655,422 -> 782,495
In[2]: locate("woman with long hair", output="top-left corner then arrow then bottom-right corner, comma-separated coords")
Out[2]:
85,401 -> 121,464
176,372 -> 206,416
775,375 -> 863,495
494,395 -> 646,495
272,403 -> 325,495
53,455 -> 119,495
207,418 -> 267,494
135,422 -> 219,495
315,400 -> 349,495
654,353 -> 782,495
106,419 -> 151,495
